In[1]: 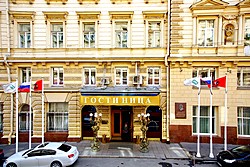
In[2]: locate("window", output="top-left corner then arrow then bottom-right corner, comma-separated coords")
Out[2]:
115,22 -> 128,48
52,67 -> 64,86
51,23 -> 63,48
115,68 -> 128,86
83,23 -> 95,48
245,18 -> 250,46
193,106 -> 216,134
0,103 -> 3,132
83,68 -> 96,85
20,67 -> 31,83
197,20 -> 214,47
148,21 -> 161,48
147,67 -> 160,85
238,107 -> 250,136
237,67 -> 250,87
193,67 -> 215,86
48,102 -> 68,131
19,104 -> 33,132
18,23 -> 31,48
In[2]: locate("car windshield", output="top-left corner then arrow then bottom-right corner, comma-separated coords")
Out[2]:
22,148 -> 34,156
231,146 -> 250,158
57,143 -> 71,152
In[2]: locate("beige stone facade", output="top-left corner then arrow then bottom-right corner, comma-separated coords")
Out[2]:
0,0 -> 250,145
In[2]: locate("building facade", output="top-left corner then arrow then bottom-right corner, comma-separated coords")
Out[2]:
0,0 -> 249,145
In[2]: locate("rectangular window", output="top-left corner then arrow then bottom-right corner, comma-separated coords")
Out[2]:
238,107 -> 250,136
148,21 -> 161,48
237,67 -> 250,87
21,67 -> 31,83
193,106 -> 216,134
197,20 -> 214,47
0,103 -> 3,132
48,102 -> 68,131
52,67 -> 64,86
115,68 -> 128,86
83,68 -> 96,85
147,67 -> 160,85
83,23 -> 95,48
115,22 -> 128,48
51,23 -> 63,48
193,67 -> 215,86
18,23 -> 31,48
245,18 -> 250,45
19,104 -> 33,132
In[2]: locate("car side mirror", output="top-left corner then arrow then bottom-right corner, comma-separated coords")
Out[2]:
23,155 -> 28,158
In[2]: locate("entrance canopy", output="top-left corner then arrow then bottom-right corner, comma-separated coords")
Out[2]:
80,86 -> 160,106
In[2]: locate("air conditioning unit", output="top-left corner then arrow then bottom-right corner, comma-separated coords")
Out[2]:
133,75 -> 143,85
101,78 -> 110,85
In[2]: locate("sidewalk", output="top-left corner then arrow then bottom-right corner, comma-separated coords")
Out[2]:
0,140 -> 238,161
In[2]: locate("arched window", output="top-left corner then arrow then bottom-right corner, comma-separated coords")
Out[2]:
19,104 -> 33,132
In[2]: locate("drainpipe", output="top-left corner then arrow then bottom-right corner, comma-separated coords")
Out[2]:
5,0 -> 13,145
165,0 -> 171,144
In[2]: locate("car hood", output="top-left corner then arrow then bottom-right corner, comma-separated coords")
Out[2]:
7,150 -> 29,161
218,150 -> 236,160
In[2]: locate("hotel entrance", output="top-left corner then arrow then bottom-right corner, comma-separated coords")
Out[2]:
111,106 -> 132,141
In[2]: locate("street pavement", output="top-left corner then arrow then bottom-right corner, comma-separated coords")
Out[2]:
0,140 -> 239,162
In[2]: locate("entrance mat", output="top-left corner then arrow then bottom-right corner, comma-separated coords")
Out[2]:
108,142 -> 134,150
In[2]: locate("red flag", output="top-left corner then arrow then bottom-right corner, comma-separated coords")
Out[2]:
34,80 -> 43,92
212,76 -> 226,88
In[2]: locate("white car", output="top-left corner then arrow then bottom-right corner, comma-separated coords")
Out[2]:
3,142 -> 79,167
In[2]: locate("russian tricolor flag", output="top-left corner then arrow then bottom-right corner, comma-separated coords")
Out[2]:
201,77 -> 212,88
18,82 -> 31,92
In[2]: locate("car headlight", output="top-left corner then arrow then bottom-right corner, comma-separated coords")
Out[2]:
224,159 -> 236,163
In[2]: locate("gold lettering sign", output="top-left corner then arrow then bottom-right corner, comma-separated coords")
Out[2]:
80,96 -> 159,106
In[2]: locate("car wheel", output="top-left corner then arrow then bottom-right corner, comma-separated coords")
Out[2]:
6,163 -> 17,167
50,161 -> 62,167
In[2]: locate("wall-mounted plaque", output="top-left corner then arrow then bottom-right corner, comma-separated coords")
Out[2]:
175,103 -> 186,119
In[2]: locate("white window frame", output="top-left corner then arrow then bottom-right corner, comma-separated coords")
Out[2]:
52,67 -> 64,86
192,67 -> 216,87
20,67 -> 31,83
19,104 -> 33,132
238,107 -> 250,137
197,19 -> 215,47
83,68 -> 96,86
82,22 -> 96,48
115,67 -> 128,86
18,23 -> 31,48
51,23 -> 64,48
244,17 -> 250,46
193,106 -> 216,135
48,102 -> 68,131
147,67 -> 160,86
114,21 -> 128,48
237,67 -> 250,87
146,20 -> 163,48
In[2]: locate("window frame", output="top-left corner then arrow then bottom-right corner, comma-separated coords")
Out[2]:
197,18 -> 216,47
20,67 -> 31,83
114,21 -> 129,48
192,67 -> 216,87
19,104 -> 33,132
83,67 -> 96,86
237,107 -> 250,137
47,102 -> 68,132
146,20 -> 164,48
51,67 -> 64,86
244,17 -> 250,46
147,67 -> 160,86
50,23 -> 64,48
115,67 -> 128,86
82,22 -> 97,48
192,106 -> 217,135
237,67 -> 250,87
18,23 -> 31,48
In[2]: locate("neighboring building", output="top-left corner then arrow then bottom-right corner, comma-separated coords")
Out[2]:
168,0 -> 250,145
0,0 -> 169,144
0,0 -> 249,145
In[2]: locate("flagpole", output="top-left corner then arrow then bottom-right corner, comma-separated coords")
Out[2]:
29,79 -> 32,149
224,75 -> 228,150
209,74 -> 214,158
196,77 -> 201,158
42,78 -> 44,144
15,79 -> 18,153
